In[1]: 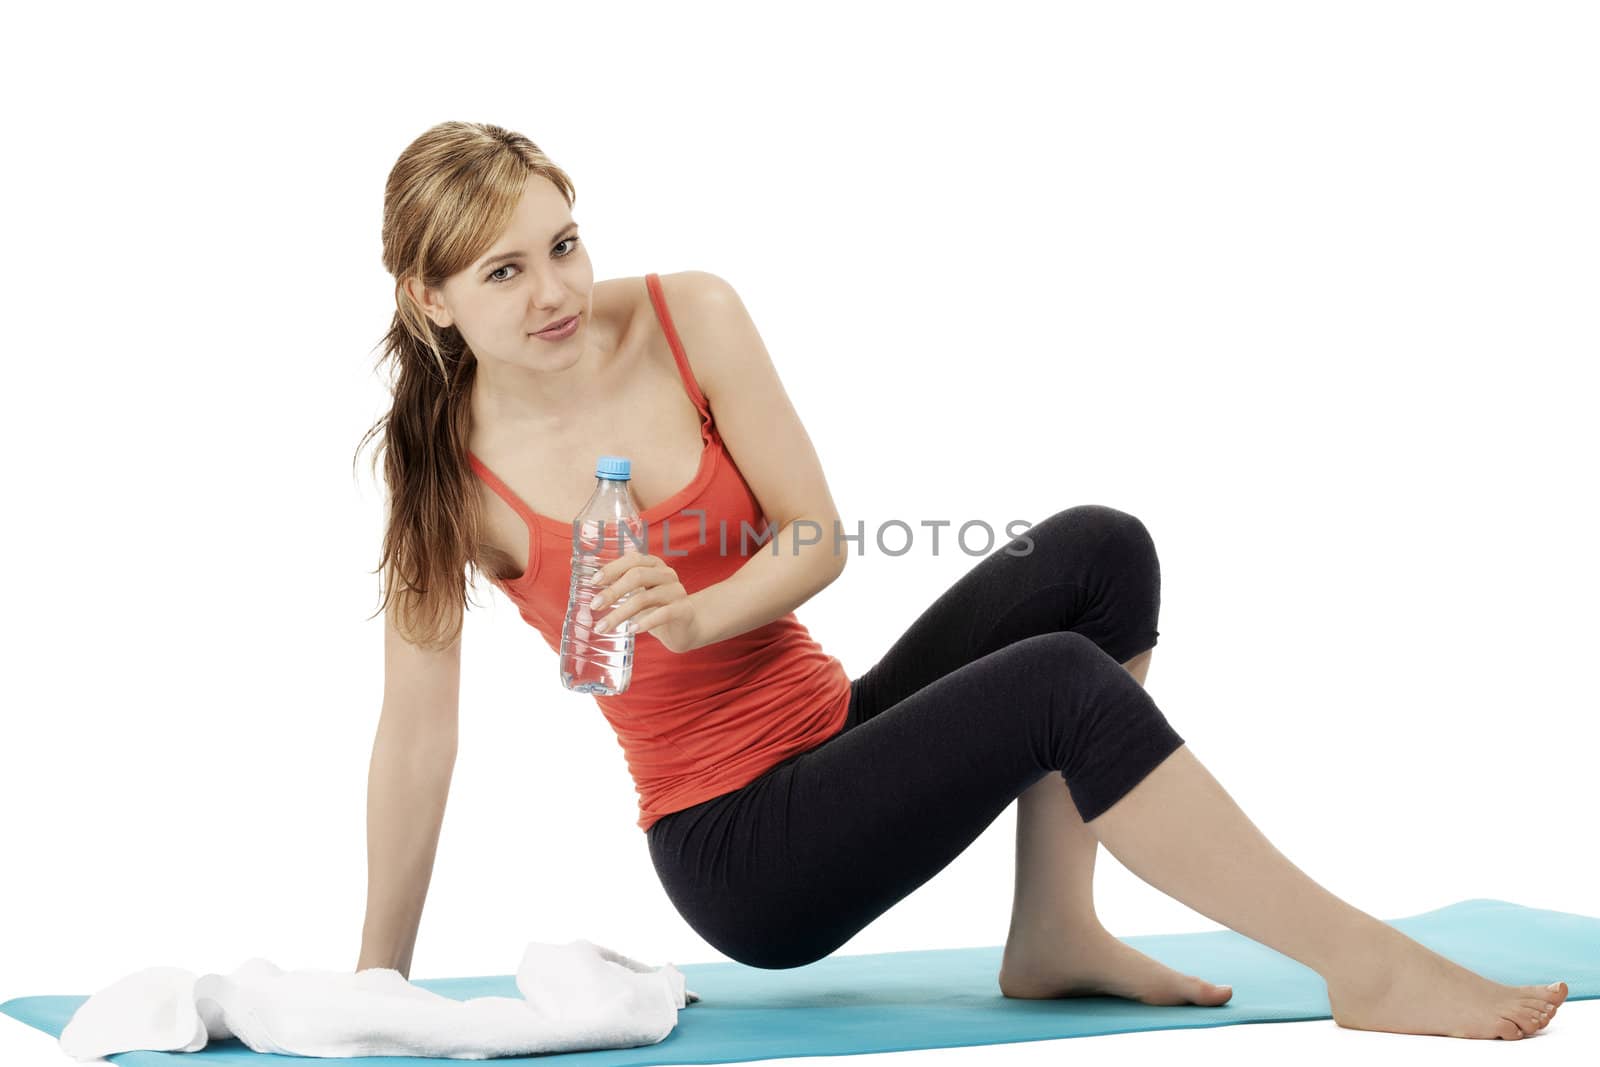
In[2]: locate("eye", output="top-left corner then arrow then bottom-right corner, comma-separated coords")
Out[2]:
486,236 -> 579,284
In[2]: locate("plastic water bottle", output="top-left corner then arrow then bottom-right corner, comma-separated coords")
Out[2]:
559,455 -> 643,694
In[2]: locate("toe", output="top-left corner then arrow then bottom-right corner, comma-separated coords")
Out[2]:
1510,1008 -> 1544,1036
1494,1017 -> 1524,1040
1522,982 -> 1566,1010
1520,999 -> 1553,1029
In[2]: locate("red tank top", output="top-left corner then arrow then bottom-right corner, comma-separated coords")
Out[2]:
466,273 -> 852,832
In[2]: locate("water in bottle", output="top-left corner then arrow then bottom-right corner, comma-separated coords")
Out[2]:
559,455 -> 643,694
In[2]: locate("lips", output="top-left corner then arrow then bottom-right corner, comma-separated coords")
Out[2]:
535,314 -> 577,335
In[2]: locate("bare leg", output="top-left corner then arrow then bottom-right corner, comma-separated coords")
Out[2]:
1000,648 -> 1233,1006
1087,739 -> 1569,1038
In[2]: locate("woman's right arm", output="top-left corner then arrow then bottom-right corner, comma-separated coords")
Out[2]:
355,599 -> 462,979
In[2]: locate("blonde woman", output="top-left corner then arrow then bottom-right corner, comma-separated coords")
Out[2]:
353,121 -> 1567,1041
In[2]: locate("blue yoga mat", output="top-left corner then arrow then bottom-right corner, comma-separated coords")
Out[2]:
4,899 -> 1596,1065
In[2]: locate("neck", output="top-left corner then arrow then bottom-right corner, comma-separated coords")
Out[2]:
470,333 -> 609,437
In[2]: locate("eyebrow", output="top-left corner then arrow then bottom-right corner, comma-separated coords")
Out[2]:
475,223 -> 578,271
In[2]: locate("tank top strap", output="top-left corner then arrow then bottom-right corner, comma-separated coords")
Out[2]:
466,450 -> 540,528
645,272 -> 714,442
464,450 -> 543,584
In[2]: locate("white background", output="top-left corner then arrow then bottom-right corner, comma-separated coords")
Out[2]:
1,1 -> 1595,1064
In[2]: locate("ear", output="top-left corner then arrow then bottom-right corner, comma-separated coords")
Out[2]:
403,275 -> 453,328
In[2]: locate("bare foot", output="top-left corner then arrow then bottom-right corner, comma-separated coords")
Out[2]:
1327,922 -> 1568,1039
999,924 -> 1234,1005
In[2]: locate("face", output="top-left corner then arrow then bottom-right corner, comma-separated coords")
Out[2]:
407,172 -> 594,368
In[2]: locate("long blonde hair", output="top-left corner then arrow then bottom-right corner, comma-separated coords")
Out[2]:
353,121 -> 575,650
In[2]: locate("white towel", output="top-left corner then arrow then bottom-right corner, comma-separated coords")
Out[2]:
57,939 -> 701,1061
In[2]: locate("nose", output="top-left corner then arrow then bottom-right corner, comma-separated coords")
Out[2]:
526,270 -> 566,314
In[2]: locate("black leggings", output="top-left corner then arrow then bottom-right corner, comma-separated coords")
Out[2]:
645,504 -> 1185,969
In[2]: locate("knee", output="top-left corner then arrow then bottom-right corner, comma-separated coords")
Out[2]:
1058,504 -> 1152,551
1093,507 -> 1158,575
1030,505 -> 1158,584
1015,630 -> 1119,680
1019,632 -> 1154,718
1030,504 -> 1151,553
1016,631 -> 1181,788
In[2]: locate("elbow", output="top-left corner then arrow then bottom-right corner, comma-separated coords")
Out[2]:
791,512 -> 848,584
825,536 -> 848,583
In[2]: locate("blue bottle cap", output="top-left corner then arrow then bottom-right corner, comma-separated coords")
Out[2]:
596,455 -> 631,480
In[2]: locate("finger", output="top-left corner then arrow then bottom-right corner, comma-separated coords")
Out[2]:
602,582 -> 687,633
596,589 -> 660,633
595,550 -> 658,590
592,557 -> 626,588
630,600 -> 679,636
592,567 -> 677,609
591,571 -> 644,610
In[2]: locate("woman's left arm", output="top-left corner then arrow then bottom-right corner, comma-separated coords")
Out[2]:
671,270 -> 849,650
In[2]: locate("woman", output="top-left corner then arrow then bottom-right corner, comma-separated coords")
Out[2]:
353,121 -> 1567,1041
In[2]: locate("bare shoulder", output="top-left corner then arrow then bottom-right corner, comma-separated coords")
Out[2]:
645,270 -> 748,404
644,271 -> 839,540
652,268 -> 739,315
